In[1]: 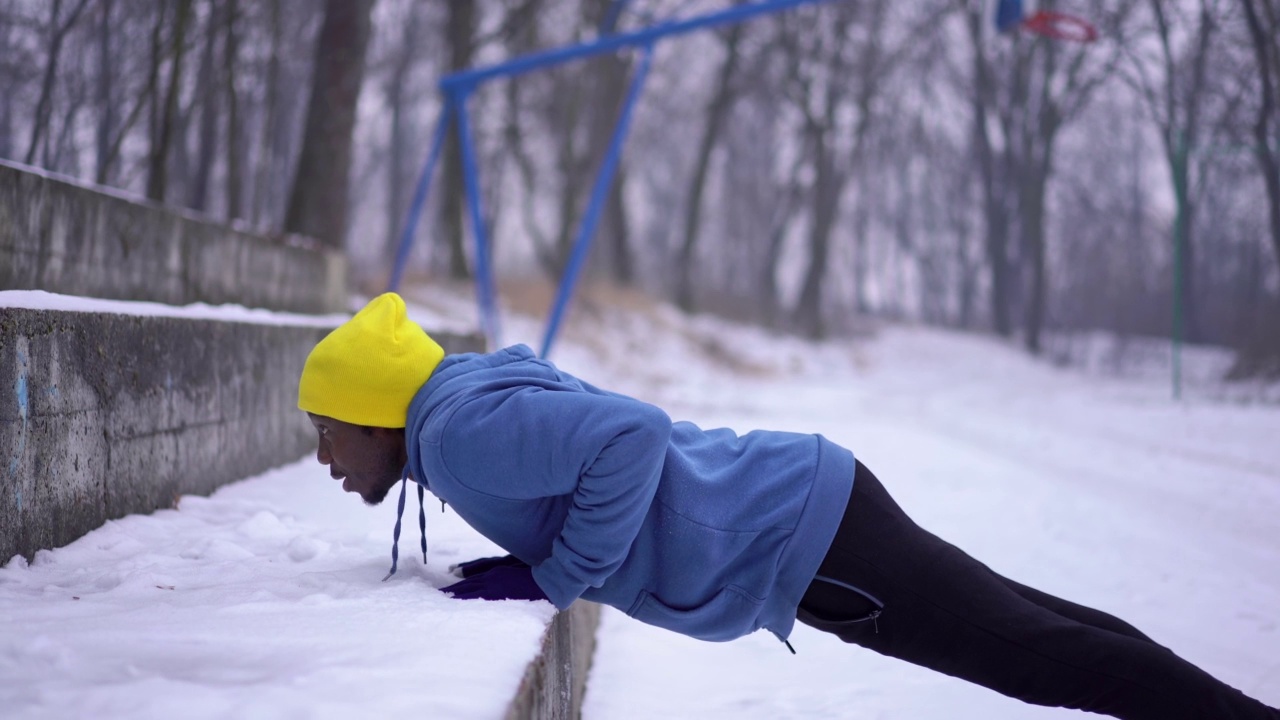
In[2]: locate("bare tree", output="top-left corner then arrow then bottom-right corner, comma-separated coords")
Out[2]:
438,0 -> 476,279
965,3 -> 1017,336
675,20 -> 744,313
1239,0 -> 1280,273
378,1 -> 424,268
223,0 -> 242,220
93,0 -> 114,182
968,0 -> 1136,352
24,0 -> 92,165
1124,0 -> 1225,344
189,0 -> 222,212
581,0 -> 637,287
785,1 -> 891,339
249,0 -> 290,229
284,0 -> 375,249
146,0 -> 192,203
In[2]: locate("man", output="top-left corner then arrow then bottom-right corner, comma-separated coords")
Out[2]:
299,293 -> 1278,720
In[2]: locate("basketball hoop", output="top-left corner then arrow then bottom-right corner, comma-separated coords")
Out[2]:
1022,10 -> 1098,43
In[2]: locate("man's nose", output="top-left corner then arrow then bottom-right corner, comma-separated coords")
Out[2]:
316,440 -> 332,465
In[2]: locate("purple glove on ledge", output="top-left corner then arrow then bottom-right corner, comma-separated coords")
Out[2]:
450,554 -> 529,579
441,564 -> 550,602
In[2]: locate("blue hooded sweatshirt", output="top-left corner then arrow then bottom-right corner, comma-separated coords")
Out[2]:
404,345 -> 855,642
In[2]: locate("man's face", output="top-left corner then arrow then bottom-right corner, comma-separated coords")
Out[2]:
307,413 -> 407,506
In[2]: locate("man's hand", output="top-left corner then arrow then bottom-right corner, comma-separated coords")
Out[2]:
440,565 -> 549,602
449,554 -> 529,579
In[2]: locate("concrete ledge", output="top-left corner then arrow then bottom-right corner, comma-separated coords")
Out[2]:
0,308 -> 331,561
506,602 -> 602,720
0,307 -> 490,563
0,160 -> 346,314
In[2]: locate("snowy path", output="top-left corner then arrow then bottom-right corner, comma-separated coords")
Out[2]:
582,325 -> 1280,719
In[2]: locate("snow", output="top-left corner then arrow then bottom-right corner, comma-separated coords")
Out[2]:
2,289 -> 1278,718
578,321 -> 1280,719
0,290 -> 351,327
0,458 -> 557,719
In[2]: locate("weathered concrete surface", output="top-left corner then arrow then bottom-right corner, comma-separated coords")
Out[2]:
0,309 -> 488,563
506,602 -> 603,720
0,160 -> 346,314
0,308 -> 331,562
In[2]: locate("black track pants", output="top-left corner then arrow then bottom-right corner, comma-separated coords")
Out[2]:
797,461 -> 1280,720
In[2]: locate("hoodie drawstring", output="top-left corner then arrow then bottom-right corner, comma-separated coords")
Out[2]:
383,475 -> 409,581
417,483 -> 427,564
385,473 -> 429,582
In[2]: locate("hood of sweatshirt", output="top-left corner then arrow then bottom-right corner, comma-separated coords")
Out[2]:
384,346 -> 538,580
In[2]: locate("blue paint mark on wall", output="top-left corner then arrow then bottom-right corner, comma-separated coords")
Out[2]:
15,374 -> 28,421
10,350 -> 29,477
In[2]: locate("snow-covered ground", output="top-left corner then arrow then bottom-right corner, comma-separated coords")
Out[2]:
572,312 -> 1280,719
2,287 -> 1278,719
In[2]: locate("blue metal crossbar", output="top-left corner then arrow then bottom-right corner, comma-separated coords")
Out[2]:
441,0 -> 830,92
388,0 -> 839,356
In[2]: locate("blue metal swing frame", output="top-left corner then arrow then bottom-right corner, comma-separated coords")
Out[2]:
387,0 -> 838,357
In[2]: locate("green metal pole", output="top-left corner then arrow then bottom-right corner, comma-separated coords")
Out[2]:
1172,132 -> 1187,401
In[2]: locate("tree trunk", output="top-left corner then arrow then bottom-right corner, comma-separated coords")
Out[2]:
793,146 -> 842,339
440,0 -> 475,279
1021,38 -> 1063,355
760,218 -> 787,330
1149,0 -> 1215,344
1240,0 -> 1280,276
1022,168 -> 1049,353
189,1 -> 222,212
967,7 -> 1014,336
0,93 -> 11,160
382,4 -> 420,267
584,52 -> 635,286
604,169 -> 634,284
223,0 -> 243,221
676,22 -> 743,313
94,0 -> 115,183
283,0 -> 375,250
97,12 -> 161,186
25,0 -> 92,166
147,0 -> 193,203
545,76 -> 588,280
251,0 -> 283,228
1168,134 -> 1199,344
852,201 -> 872,314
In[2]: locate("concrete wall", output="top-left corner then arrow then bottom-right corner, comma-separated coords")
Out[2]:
0,309 -> 487,563
0,160 -> 346,314
505,602 -> 603,720
0,308 -> 329,562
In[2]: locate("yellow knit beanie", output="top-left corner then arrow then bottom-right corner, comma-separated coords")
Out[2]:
298,292 -> 444,428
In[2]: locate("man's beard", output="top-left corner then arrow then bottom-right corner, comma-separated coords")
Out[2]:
363,474 -> 402,506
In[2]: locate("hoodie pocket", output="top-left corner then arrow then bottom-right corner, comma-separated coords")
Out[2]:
796,574 -> 884,632
628,586 -> 763,642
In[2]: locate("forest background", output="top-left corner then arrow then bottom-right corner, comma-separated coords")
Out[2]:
3,0 -> 1278,376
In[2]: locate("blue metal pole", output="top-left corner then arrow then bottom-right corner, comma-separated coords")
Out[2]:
440,0 -> 835,90
387,101 -> 453,292
540,44 -> 655,359
454,87 -> 502,349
